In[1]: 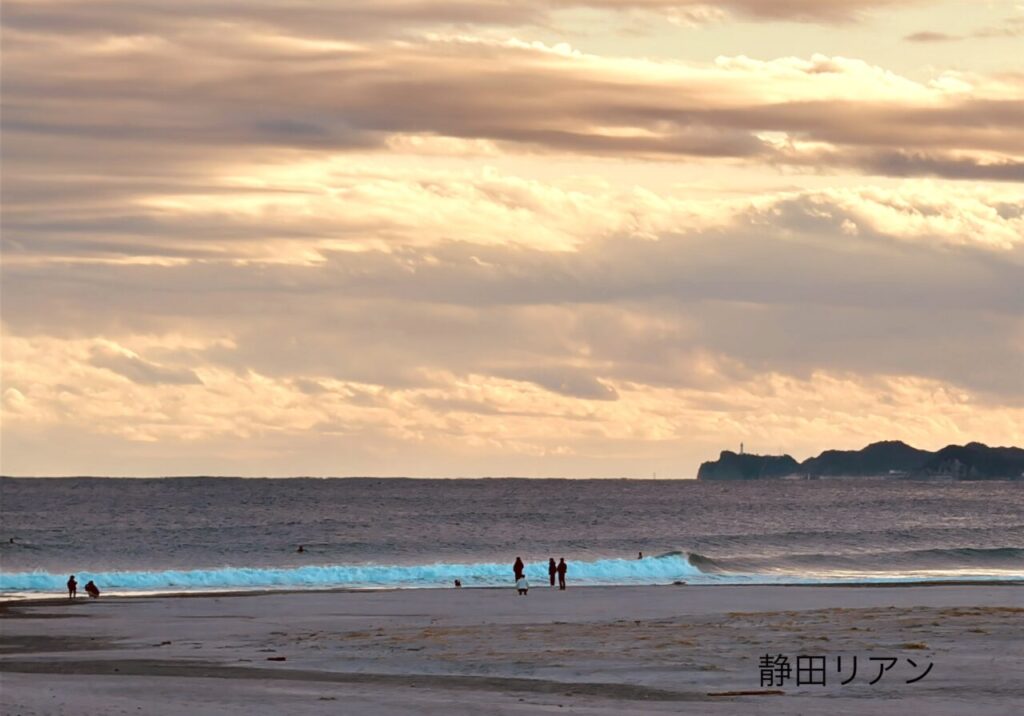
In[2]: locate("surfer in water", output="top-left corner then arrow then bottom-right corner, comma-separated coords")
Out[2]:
67,575 -> 77,599
513,556 -> 525,582
548,558 -> 557,586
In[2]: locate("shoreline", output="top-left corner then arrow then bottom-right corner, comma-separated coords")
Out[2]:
4,577 -> 1022,608
3,583 -> 1022,715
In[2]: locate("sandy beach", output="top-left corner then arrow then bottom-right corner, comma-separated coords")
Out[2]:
2,583 -> 1022,715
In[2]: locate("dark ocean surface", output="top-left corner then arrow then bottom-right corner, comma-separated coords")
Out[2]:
1,477 -> 1021,597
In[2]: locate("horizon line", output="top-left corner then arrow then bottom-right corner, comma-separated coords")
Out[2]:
0,474 -> 698,480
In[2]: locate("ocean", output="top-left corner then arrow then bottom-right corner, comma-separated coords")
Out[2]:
1,477 -> 1021,597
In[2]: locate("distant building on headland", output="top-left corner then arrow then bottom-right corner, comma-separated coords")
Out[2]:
696,449 -> 800,481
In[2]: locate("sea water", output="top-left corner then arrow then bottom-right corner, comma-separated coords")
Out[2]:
1,477 -> 1021,597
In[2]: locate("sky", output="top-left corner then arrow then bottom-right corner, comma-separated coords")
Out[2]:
1,0 -> 1022,477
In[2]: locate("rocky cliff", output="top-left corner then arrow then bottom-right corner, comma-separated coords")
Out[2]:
914,442 -> 1024,480
800,440 -> 931,476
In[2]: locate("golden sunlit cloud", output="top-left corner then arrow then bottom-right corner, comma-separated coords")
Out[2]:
2,0 -> 1022,475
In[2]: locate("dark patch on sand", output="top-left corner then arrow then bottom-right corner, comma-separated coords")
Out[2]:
0,635 -> 117,655
0,603 -> 89,619
0,659 -> 715,702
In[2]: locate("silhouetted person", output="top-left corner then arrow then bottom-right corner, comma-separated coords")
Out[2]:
548,558 -> 557,586
513,556 -> 525,581
638,551 -> 643,560
297,545 -> 305,553
557,558 -> 567,590
67,575 -> 77,599
454,579 -> 462,588
84,580 -> 100,599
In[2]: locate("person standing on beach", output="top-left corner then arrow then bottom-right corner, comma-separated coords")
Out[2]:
67,575 -> 77,599
548,558 -> 557,586
557,558 -> 567,590
513,556 -> 525,582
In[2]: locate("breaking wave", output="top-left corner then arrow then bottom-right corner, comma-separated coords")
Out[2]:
0,553 -> 708,594
689,546 -> 1024,573
3,548 -> 1021,596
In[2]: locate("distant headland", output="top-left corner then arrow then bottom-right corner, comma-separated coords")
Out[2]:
697,441 -> 1024,481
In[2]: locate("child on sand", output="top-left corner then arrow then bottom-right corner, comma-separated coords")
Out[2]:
85,580 -> 100,599
516,576 -> 529,595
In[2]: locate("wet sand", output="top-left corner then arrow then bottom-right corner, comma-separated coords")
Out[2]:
2,584 -> 1022,715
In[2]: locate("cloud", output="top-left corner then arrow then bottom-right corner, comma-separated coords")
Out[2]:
4,180 -> 1022,407
674,0 -> 923,21
973,14 -> 1024,39
2,0 -> 1021,476
904,30 -> 960,42
0,0 -> 929,42
6,155 -> 1020,269
509,367 -> 620,401
904,12 -> 1024,43
844,150 -> 1024,182
3,341 -> 1021,477
90,346 -> 203,385
4,9 -> 1022,188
